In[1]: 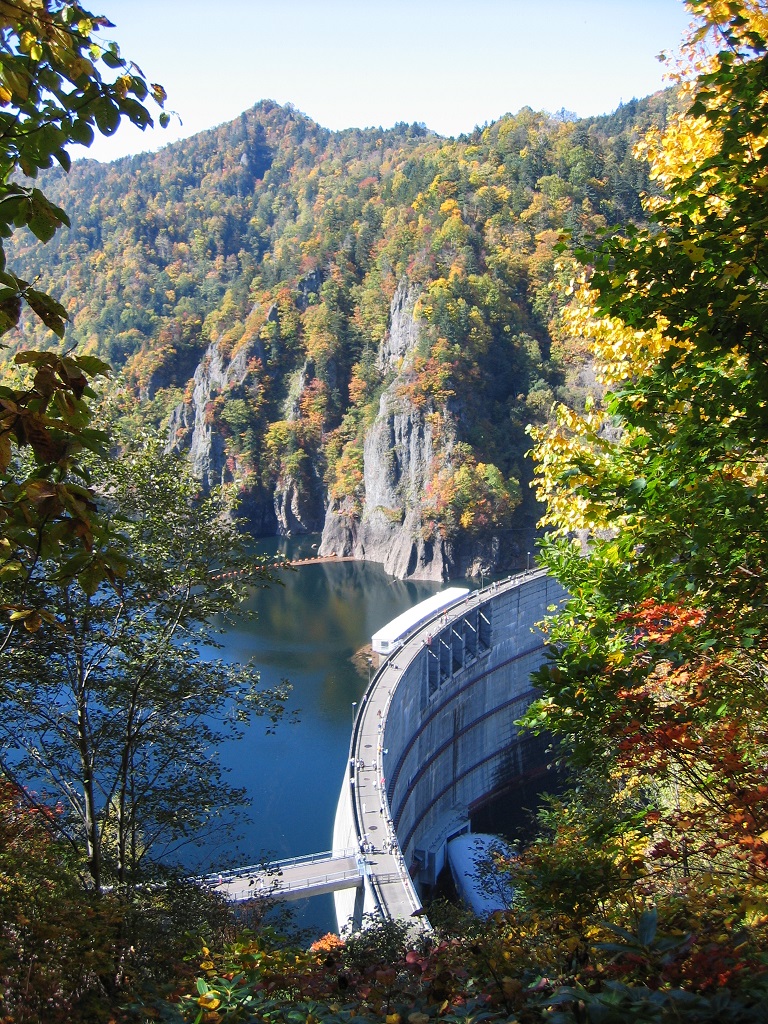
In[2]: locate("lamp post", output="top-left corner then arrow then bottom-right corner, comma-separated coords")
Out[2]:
352,701 -> 357,725
367,656 -> 373,687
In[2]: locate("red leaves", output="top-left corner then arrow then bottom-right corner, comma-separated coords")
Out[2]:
649,839 -> 678,860
667,942 -> 767,994
616,599 -> 707,649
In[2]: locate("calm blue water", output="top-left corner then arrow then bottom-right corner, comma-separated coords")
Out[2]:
208,536 -> 448,933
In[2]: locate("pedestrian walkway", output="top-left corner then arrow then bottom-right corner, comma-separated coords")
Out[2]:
345,571 -> 546,929
205,849 -> 362,902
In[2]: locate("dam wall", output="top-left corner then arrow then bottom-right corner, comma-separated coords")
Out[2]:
333,569 -> 567,932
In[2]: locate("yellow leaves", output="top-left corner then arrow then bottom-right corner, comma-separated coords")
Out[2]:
528,401 -> 625,534
499,970 -> 524,995
560,277 -> 680,387
19,30 -> 42,61
680,240 -> 706,262
197,993 -> 221,1009
0,62 -> 30,101
715,261 -> 746,288
69,55 -> 95,80
8,607 -> 44,631
0,431 -> 10,474
114,75 -> 132,100
693,1 -> 768,50
637,112 -> 719,201
743,896 -> 768,927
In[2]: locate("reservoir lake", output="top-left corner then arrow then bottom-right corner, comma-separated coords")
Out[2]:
209,535 -> 454,933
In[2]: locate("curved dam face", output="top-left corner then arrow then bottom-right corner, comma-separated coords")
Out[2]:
333,569 -> 567,933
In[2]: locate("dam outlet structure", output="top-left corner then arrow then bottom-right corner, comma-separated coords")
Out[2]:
332,568 -> 567,933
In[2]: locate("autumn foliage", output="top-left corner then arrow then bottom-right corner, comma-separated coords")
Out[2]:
521,0 -> 768,1014
4,71 -> 675,545
7,1 -> 768,1021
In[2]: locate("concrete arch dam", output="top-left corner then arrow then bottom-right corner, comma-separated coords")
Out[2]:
332,568 -> 567,933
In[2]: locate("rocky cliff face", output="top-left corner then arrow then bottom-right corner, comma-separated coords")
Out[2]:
318,283 -> 455,580
169,282 -> 525,579
318,282 -> 531,580
167,344 -> 231,492
166,339 -> 279,534
166,331 -> 326,536
320,386 -> 453,580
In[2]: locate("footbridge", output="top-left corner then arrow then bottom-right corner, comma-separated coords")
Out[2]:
205,848 -> 364,903
332,568 -> 566,933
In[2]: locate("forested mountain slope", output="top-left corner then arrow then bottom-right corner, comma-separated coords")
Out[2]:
8,93 -> 674,578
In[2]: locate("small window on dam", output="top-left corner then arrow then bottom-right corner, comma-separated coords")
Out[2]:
428,645 -> 439,696
479,604 -> 492,650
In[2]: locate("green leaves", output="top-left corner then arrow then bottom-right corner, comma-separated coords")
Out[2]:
0,348 -> 114,625
525,7 -> 768,980
25,288 -> 68,337
69,117 -> 94,146
0,1 -> 168,339
0,428 -> 290,910
27,188 -> 69,242
0,4 -> 171,638
93,96 -> 119,136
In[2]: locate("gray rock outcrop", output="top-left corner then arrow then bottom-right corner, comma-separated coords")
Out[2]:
273,474 -> 324,535
166,343 -> 232,491
377,281 -> 421,371
166,339 -> 276,534
319,282 -> 455,581
168,278 -> 524,577
167,333 -> 325,537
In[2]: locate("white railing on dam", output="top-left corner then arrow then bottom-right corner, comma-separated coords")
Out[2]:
332,568 -> 567,933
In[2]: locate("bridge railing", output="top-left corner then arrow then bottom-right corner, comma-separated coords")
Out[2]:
202,848 -> 358,886
224,864 -> 364,902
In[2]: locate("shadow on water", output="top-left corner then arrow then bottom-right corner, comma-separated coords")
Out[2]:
202,536 -> 445,934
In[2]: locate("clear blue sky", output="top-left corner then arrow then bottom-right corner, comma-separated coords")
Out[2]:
82,0 -> 692,163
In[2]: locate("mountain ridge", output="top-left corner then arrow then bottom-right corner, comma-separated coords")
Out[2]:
7,92 -> 676,578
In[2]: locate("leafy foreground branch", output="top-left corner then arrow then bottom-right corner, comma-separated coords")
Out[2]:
154,895 -> 767,1024
0,774 -> 239,1023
